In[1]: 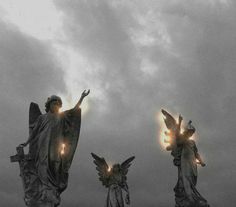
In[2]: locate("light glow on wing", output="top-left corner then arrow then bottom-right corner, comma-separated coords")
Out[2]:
156,112 -> 170,150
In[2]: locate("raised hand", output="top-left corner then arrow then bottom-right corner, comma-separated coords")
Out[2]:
81,89 -> 90,98
75,89 -> 90,109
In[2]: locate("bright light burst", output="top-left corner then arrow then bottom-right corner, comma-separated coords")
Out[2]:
60,143 -> 66,155
107,166 -> 112,172
157,110 -> 196,150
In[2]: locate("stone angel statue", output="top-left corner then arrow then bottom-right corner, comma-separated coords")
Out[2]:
161,109 -> 210,207
11,90 -> 90,207
91,153 -> 135,207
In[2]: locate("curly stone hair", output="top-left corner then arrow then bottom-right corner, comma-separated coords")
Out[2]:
45,95 -> 62,112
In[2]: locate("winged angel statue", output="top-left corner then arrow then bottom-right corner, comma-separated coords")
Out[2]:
161,109 -> 210,207
91,153 -> 135,207
11,90 -> 89,207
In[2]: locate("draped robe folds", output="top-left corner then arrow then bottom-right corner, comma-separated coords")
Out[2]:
173,139 -> 209,207
24,107 -> 81,207
107,184 -> 124,207
106,174 -> 125,207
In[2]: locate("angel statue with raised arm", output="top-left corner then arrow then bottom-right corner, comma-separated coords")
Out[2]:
91,153 -> 135,207
10,90 -> 90,207
161,109 -> 210,207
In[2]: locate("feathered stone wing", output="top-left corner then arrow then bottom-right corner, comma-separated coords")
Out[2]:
120,156 -> 135,181
91,153 -> 110,187
29,102 -> 42,135
161,109 -> 178,133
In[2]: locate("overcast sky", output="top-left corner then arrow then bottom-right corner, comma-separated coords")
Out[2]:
0,0 -> 236,206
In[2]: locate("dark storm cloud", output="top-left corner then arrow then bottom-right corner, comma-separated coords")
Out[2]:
2,0 -> 236,206
0,20 -> 65,206
54,1 -> 236,206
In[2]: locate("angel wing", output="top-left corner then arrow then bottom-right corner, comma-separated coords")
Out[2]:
120,156 -> 135,181
161,109 -> 177,132
29,102 -> 42,135
161,109 -> 179,150
91,153 -> 110,187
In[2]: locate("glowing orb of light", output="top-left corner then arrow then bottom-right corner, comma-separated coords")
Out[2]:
60,143 -> 66,155
107,166 -> 112,172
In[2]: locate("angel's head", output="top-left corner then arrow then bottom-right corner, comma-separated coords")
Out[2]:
111,164 -> 121,174
45,95 -> 62,114
183,120 -> 195,138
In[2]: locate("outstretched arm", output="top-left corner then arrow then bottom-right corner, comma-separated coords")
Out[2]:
195,152 -> 206,167
74,89 -> 90,109
194,143 -> 206,167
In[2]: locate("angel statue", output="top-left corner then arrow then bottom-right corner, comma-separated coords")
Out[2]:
10,90 -> 90,207
161,109 -> 210,207
91,153 -> 135,207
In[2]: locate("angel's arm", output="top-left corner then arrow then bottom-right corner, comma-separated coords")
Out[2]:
196,154 -> 205,166
74,89 -> 90,109
192,141 -> 206,166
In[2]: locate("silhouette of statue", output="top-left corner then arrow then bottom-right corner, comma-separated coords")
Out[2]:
11,90 -> 90,207
161,109 -> 210,207
91,153 -> 135,207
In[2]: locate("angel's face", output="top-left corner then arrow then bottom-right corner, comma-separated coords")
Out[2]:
49,100 -> 62,114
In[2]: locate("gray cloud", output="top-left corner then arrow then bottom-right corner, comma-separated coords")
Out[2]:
1,0 -> 236,206
0,19 -> 66,206
55,1 -> 236,206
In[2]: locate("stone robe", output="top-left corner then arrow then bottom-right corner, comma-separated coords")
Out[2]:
106,174 -> 125,207
24,107 -> 81,207
173,139 -> 209,207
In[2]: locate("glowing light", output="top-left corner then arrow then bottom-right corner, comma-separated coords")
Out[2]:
60,143 -> 66,155
59,93 -> 90,116
58,108 -> 63,113
107,166 -> 112,172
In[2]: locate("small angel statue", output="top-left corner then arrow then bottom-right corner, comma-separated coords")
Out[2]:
91,153 -> 135,207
